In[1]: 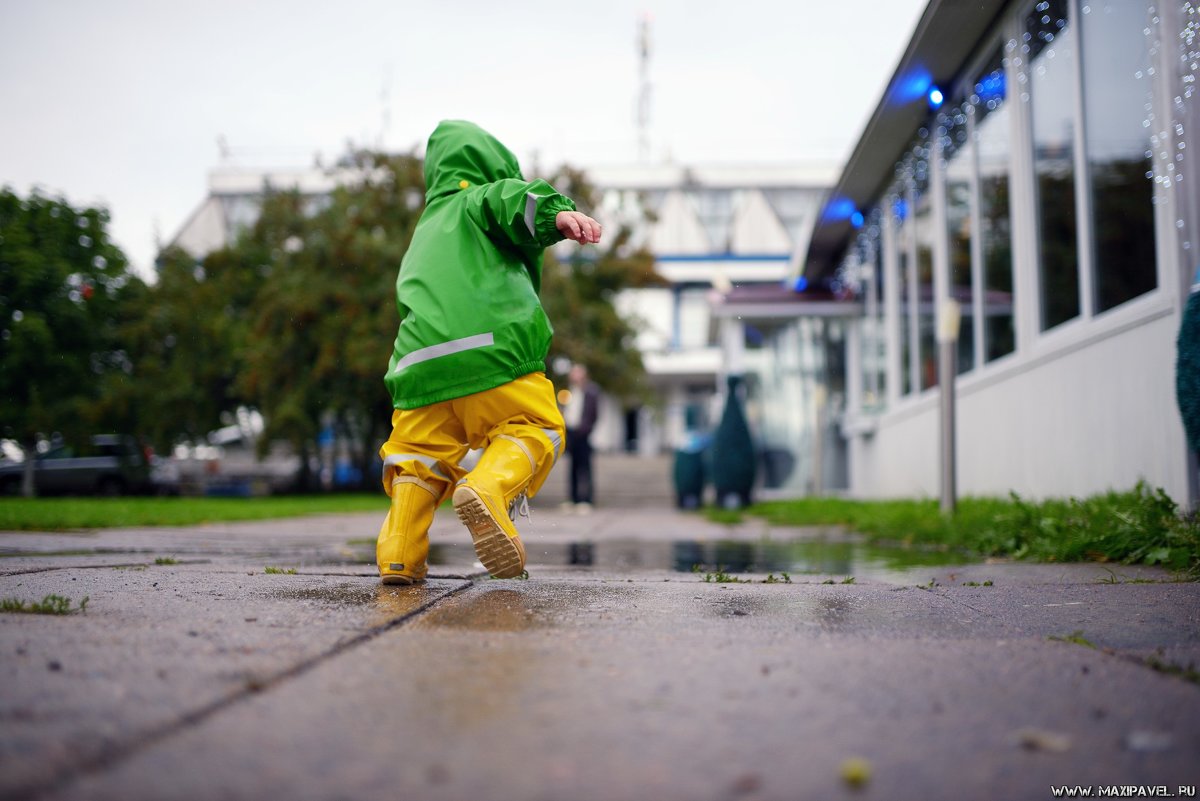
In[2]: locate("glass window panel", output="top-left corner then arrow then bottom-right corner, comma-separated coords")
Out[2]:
866,224 -> 886,408
854,218 -> 887,411
894,197 -> 914,397
686,189 -> 734,253
1082,1 -> 1157,311
914,185 -> 937,390
1027,0 -> 1080,330
677,287 -> 714,349
975,54 -> 1016,361
943,106 -> 976,373
763,188 -> 816,250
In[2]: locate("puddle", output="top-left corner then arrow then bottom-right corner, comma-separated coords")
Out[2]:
269,582 -> 454,625
425,538 -> 971,583
413,584 -> 633,631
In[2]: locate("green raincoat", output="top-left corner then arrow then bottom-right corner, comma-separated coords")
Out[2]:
384,120 -> 576,409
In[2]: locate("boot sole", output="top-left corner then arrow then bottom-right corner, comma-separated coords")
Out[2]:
380,574 -> 425,586
453,485 -> 526,579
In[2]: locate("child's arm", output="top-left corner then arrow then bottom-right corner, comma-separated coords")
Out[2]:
468,178 -> 602,250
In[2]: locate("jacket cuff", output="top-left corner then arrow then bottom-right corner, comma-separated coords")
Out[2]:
534,195 -> 576,247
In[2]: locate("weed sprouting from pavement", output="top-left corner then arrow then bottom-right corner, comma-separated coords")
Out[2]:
961,580 -> 994,587
701,568 -> 750,584
1048,630 -> 1096,649
155,557 -> 179,565
264,566 -> 298,575
0,594 -> 89,615
1144,653 -> 1200,686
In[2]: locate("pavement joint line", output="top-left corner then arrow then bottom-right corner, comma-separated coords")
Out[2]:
20,577 -> 478,801
1,561 -> 162,577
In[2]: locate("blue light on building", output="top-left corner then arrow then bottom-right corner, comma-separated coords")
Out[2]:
822,196 -> 858,223
892,66 -> 933,105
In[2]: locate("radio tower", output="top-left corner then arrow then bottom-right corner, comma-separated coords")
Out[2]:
637,14 -> 652,162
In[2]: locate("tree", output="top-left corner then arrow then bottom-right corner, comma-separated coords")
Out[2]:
0,187 -> 143,495
539,166 -> 665,402
235,151 -> 425,490
99,243 -> 263,454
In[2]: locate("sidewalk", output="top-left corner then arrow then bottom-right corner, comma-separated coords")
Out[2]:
1,506 -> 1197,800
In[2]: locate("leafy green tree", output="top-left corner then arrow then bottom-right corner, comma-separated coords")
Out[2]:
100,243 -> 262,453
0,188 -> 143,495
235,152 -> 425,489
539,166 -> 664,402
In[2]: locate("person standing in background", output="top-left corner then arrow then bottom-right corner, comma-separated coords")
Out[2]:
561,364 -> 600,514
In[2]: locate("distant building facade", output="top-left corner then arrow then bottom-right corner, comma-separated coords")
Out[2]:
585,164 -> 835,457
796,0 -> 1198,505
167,161 -> 835,463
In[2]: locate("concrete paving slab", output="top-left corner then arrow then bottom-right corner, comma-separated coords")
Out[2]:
0,508 -> 1196,801
39,578 -> 1200,801
0,565 -> 469,799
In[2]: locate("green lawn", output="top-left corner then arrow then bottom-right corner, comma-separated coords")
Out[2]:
0,494 -> 389,531
711,482 -> 1200,577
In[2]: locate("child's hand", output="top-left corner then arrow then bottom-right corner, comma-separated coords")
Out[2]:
556,211 -> 602,245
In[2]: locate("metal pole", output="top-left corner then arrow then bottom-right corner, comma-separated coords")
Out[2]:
939,339 -> 957,515
937,300 -> 961,515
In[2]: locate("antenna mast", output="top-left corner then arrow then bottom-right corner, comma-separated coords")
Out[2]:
637,14 -> 652,162
379,65 -> 393,151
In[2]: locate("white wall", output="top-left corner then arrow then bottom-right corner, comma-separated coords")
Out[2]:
850,310 -> 1190,501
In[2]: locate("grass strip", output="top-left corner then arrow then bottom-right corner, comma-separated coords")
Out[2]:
718,482 -> 1199,576
0,494 -> 388,531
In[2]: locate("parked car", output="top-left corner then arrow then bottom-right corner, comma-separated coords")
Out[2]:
0,434 -> 157,496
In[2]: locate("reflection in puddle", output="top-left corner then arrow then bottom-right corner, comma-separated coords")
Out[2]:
270,582 -> 446,624
428,537 -> 968,581
412,587 -> 545,632
414,584 -> 621,631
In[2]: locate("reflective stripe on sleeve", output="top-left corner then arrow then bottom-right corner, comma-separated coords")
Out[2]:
394,332 -> 494,371
524,193 -> 541,238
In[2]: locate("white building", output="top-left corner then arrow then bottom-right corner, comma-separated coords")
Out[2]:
584,163 -> 835,456
783,0 -> 1198,506
168,160 -> 836,464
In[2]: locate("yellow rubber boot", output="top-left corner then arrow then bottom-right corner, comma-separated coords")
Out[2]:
377,476 -> 437,585
453,435 -> 535,579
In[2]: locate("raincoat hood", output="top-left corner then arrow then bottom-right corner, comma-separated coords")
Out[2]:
424,120 -> 523,202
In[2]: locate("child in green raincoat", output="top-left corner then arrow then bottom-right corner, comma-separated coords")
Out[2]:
376,120 -> 602,584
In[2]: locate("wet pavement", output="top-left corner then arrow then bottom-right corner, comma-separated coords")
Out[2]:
1,506 -> 1198,800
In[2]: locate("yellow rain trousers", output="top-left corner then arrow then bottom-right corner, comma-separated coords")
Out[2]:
376,372 -> 564,582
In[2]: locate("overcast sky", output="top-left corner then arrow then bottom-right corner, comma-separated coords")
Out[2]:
0,0 -> 927,278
